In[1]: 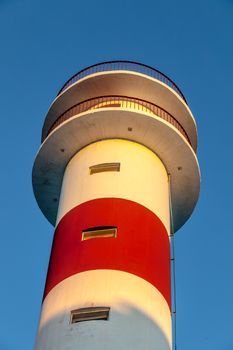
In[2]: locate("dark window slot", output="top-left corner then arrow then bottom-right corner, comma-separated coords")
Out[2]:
89,162 -> 120,175
82,226 -> 117,241
70,307 -> 110,324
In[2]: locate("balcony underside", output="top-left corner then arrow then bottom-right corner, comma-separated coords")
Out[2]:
33,108 -> 200,232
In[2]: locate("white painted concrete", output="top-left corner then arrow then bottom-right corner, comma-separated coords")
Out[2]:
56,140 -> 170,232
35,270 -> 171,350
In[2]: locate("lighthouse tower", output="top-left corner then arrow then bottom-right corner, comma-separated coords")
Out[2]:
32,61 -> 200,350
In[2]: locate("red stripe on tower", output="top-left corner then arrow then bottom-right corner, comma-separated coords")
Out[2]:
44,198 -> 171,308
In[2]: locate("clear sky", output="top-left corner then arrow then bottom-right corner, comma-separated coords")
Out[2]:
1,0 -> 233,349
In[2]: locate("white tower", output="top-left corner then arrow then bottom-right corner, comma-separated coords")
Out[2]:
33,61 -> 200,350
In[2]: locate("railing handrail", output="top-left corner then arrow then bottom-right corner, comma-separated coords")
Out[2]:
57,60 -> 187,103
44,95 -> 190,145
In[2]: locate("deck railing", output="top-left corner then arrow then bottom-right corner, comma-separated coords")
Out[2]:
45,95 -> 190,145
57,60 -> 187,103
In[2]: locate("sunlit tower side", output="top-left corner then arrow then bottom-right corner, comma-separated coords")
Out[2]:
32,61 -> 200,350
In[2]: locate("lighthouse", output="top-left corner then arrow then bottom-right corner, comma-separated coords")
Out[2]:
32,61 -> 200,350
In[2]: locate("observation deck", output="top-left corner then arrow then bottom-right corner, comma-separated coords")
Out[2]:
33,61 -> 200,231
57,61 -> 187,101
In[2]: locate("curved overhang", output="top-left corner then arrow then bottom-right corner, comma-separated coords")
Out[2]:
41,71 -> 197,151
33,108 -> 200,232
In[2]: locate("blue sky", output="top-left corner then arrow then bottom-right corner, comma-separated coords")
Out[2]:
1,0 -> 233,349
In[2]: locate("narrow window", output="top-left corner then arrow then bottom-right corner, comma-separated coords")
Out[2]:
89,162 -> 120,175
82,226 -> 117,241
70,307 -> 110,324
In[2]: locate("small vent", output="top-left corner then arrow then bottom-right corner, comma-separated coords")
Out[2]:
70,307 -> 110,324
89,162 -> 120,175
82,226 -> 117,241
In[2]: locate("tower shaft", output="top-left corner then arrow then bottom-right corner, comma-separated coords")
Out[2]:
35,140 -> 171,350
